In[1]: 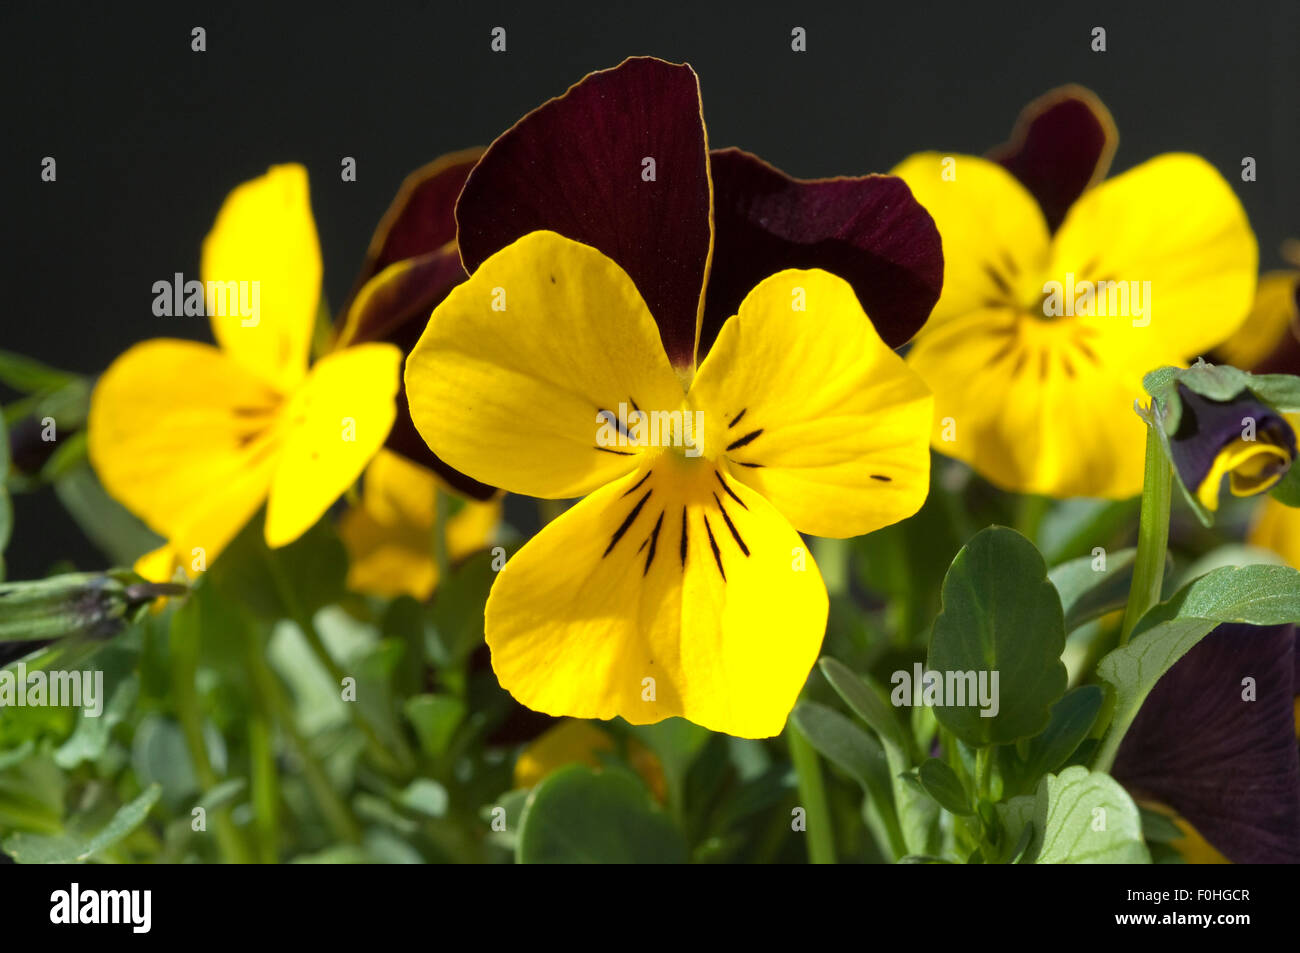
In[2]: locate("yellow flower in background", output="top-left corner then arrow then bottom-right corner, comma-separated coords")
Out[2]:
339,449 -> 501,600
892,88 -> 1258,498
90,166 -> 401,577
512,719 -> 666,801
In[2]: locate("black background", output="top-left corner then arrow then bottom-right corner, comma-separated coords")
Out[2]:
2,0 -> 1297,578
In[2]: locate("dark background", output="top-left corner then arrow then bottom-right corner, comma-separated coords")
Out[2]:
3,0 -> 1297,578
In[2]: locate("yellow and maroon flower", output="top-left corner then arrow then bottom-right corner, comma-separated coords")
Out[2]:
893,86 -> 1257,498
403,57 -> 944,737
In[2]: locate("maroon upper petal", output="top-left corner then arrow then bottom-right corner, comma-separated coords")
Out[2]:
1114,622 -> 1300,864
455,56 -> 712,370
986,85 -> 1117,233
700,148 -> 943,354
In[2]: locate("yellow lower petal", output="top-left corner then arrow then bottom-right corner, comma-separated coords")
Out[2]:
264,343 -> 400,548
907,307 -> 1150,498
485,460 -> 828,738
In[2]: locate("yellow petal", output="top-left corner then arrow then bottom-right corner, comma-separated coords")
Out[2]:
688,269 -> 932,537
906,308 -> 1150,497
264,343 -> 400,548
485,461 -> 828,739
89,339 -> 283,568
1049,153 -> 1257,361
201,164 -> 322,392
1249,496 -> 1300,570
891,153 -> 1051,326
405,231 -> 687,499
339,450 -> 500,600
1216,270 -> 1300,371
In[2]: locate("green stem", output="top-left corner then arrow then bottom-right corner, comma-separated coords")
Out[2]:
172,621 -> 253,864
787,721 -> 836,864
433,487 -> 451,582
1093,420 -> 1174,775
1118,422 -> 1172,647
975,747 -> 993,802
244,634 -> 362,845
812,536 -> 850,597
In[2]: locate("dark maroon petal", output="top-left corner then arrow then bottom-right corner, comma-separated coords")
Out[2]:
987,85 -> 1117,233
1169,385 -> 1296,498
356,148 -> 483,285
700,148 -> 943,353
1114,622 -> 1300,864
456,57 -> 712,369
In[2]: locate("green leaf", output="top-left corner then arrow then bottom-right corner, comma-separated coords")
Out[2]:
790,702 -> 888,792
210,515 -> 347,621
0,350 -> 77,395
2,784 -> 161,864
927,526 -> 1068,745
427,550 -> 497,666
819,657 -> 908,755
516,765 -> 686,863
1269,461 -> 1300,507
1097,564 -> 1300,763
398,779 -> 449,818
53,463 -> 162,565
917,759 -> 972,816
818,657 -> 938,854
404,694 -> 465,759
1008,686 -> 1104,794
1029,767 -> 1149,864
1049,547 -> 1169,632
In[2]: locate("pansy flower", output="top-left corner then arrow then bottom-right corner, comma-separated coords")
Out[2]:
892,86 -> 1258,498
1165,384 -> 1296,512
90,166 -> 401,575
1115,622 -> 1300,863
404,57 -> 944,737
338,449 -> 500,600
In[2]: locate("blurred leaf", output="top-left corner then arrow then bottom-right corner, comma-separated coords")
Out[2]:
1037,498 -> 1139,565
516,765 -> 686,864
628,717 -> 708,808
917,758 -> 972,815
928,527 -> 1068,746
1050,547 -> 1163,632
0,350 -> 77,394
404,694 -> 465,759
427,550 -> 496,666
53,647 -> 138,769
211,515 -> 347,621
2,784 -> 161,864
53,463 -> 162,565
398,778 -> 449,818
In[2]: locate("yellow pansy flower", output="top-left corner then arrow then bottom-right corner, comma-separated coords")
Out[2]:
90,165 -> 401,576
339,449 -> 501,600
403,59 -> 942,738
892,87 -> 1258,498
